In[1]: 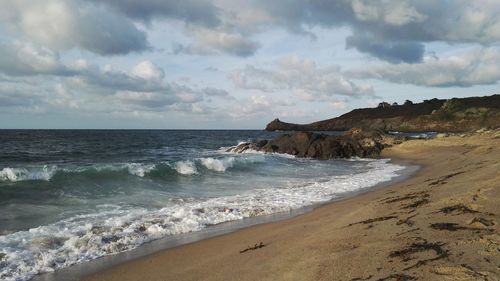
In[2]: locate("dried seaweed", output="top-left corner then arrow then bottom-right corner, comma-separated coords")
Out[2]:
389,241 -> 447,260
351,275 -> 373,281
429,222 -> 491,232
390,240 -> 448,270
438,204 -> 478,215
428,172 -> 464,186
376,273 -> 416,281
239,242 -> 266,253
348,216 -> 398,227
396,214 -> 417,227
402,198 -> 430,209
382,192 -> 428,204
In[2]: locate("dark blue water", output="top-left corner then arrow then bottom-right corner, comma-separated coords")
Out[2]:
0,130 -> 405,281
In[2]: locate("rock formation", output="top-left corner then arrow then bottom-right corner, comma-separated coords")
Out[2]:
227,129 -> 401,160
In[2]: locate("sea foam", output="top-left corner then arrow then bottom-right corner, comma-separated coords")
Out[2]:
0,166 -> 57,182
173,160 -> 198,175
199,157 -> 235,172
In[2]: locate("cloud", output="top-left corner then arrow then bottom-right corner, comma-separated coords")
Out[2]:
0,43 -> 73,76
92,0 -> 221,27
3,0 -> 499,61
231,55 -> 374,100
114,91 -> 177,109
35,60 -> 168,94
173,27 -> 260,57
1,0 -> 150,56
348,48 -> 500,87
346,34 -> 425,63
202,87 -> 229,96
130,61 -> 165,83
350,0 -> 427,26
217,0 -> 500,62
0,85 -> 43,107
228,95 -> 294,118
0,47 -> 233,116
204,66 -> 219,72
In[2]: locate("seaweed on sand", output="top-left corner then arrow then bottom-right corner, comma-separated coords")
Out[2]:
428,171 -> 464,186
437,204 -> 478,215
389,240 -> 448,270
239,242 -> 266,253
429,222 -> 491,232
347,216 -> 398,227
376,273 -> 416,281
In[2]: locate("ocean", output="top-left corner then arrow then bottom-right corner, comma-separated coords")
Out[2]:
0,130 -> 407,281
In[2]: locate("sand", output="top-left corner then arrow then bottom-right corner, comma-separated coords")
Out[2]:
82,130 -> 500,281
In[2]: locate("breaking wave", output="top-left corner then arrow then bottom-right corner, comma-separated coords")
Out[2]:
0,155 -> 267,182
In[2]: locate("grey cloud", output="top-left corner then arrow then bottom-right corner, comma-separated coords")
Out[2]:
204,66 -> 219,72
73,60 -> 169,94
202,87 -> 229,96
114,91 -> 178,109
348,48 -> 500,87
71,7 -> 149,55
346,34 -> 424,63
2,0 -> 500,61
228,0 -> 500,63
0,87 -> 42,107
202,87 -> 235,101
167,103 -> 213,115
76,68 -> 163,93
1,0 -> 149,56
92,0 -> 221,27
0,43 -> 74,76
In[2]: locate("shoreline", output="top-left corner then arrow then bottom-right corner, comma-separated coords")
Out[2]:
56,131 -> 500,280
34,159 -> 417,281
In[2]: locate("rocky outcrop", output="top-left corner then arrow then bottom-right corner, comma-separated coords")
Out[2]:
265,119 -> 306,131
265,94 -> 500,133
227,129 -> 400,160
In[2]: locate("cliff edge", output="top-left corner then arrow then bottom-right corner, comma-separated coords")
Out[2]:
266,94 -> 500,132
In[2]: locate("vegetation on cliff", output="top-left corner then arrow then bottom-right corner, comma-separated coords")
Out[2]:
266,94 -> 500,132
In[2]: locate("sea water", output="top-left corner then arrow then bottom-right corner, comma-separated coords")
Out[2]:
0,130 -> 407,281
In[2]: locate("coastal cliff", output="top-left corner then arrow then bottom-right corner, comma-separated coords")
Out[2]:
266,94 -> 500,132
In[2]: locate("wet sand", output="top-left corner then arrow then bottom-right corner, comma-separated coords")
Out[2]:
83,130 -> 500,281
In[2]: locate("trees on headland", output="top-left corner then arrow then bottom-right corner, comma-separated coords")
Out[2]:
377,100 -> 414,108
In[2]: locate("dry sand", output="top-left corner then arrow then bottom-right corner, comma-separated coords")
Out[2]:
83,130 -> 500,281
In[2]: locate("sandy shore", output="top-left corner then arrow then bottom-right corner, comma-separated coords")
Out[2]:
82,130 -> 500,281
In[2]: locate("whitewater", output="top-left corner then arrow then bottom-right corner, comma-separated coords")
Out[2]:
0,130 -> 408,281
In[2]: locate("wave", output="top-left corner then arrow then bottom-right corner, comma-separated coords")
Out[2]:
0,155 -> 267,182
174,160 -> 198,175
0,166 -> 57,182
0,159 -> 406,281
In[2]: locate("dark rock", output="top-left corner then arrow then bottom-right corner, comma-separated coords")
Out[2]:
227,128 -> 390,159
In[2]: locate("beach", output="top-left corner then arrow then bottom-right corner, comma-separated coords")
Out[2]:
82,130 -> 500,281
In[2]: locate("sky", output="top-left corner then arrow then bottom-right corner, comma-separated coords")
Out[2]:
0,0 -> 499,129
